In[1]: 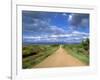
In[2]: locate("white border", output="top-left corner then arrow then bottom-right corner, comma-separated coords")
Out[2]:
12,4 -> 97,80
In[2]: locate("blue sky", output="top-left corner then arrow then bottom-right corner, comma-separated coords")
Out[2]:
22,11 -> 89,44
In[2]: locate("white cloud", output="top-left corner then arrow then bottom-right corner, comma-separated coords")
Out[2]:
50,25 -> 66,34
72,31 -> 89,36
23,30 -> 89,43
62,13 -> 68,17
68,14 -> 73,22
24,36 -> 41,39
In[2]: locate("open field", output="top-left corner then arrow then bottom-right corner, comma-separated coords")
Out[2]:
22,40 -> 89,69
22,44 -> 59,69
63,44 -> 89,65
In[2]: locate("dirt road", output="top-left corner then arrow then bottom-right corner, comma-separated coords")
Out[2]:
34,45 -> 86,68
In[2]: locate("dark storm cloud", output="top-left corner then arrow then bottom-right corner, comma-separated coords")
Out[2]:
68,13 -> 89,28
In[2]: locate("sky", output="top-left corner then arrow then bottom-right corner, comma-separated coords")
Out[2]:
22,11 -> 89,44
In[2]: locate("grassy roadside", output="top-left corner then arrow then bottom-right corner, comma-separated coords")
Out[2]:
22,44 -> 59,69
63,44 -> 89,65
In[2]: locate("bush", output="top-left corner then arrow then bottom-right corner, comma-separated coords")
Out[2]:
81,38 -> 89,52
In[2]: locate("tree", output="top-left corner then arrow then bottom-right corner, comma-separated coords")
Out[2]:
81,38 -> 89,54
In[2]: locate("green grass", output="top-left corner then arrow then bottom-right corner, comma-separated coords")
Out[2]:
22,44 -> 59,69
63,44 -> 89,65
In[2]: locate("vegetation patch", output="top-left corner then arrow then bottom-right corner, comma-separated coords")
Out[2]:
63,39 -> 89,65
22,44 -> 59,69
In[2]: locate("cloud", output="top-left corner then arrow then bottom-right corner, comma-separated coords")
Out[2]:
68,13 -> 89,29
72,31 -> 89,36
80,19 -> 89,27
22,11 -> 69,36
22,11 -> 89,44
23,18 -> 67,36
23,30 -> 89,43
62,13 -> 68,17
